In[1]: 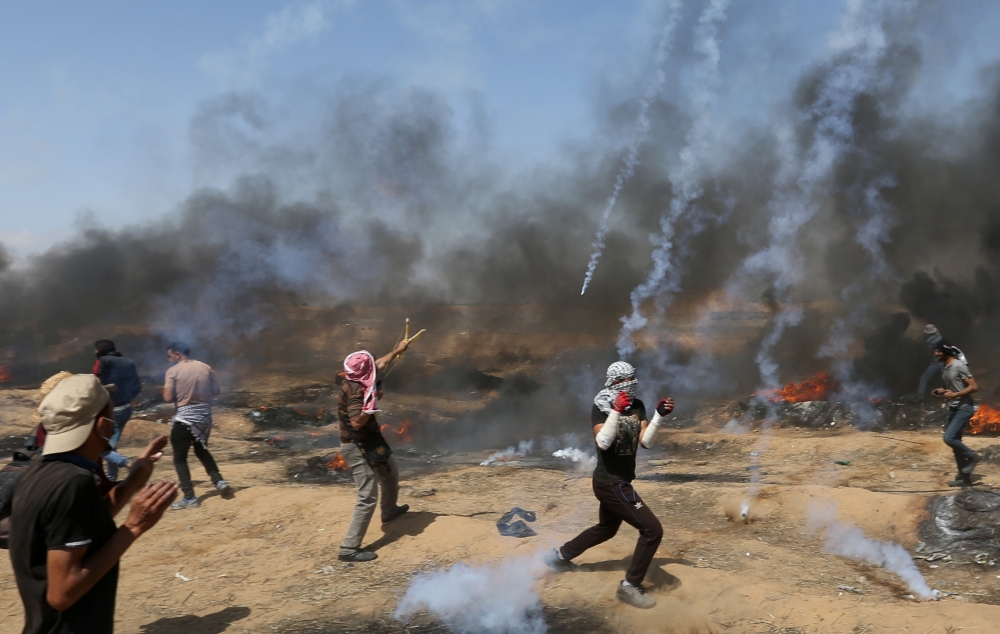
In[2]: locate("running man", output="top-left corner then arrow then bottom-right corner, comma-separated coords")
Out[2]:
92,339 -> 143,481
163,342 -> 231,509
917,325 -> 967,401
931,341 -> 980,487
545,361 -> 673,609
338,340 -> 411,562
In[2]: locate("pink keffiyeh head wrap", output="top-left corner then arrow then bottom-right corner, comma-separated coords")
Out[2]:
344,350 -> 378,414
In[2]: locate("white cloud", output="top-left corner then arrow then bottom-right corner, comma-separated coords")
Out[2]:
199,1 -> 347,88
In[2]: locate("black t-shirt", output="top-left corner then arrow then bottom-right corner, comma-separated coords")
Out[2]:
591,399 -> 647,484
9,456 -> 119,634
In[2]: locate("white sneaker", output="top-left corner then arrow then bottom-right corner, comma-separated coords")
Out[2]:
616,582 -> 656,609
215,480 -> 232,493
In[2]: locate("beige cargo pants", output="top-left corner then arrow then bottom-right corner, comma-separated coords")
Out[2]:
339,442 -> 399,553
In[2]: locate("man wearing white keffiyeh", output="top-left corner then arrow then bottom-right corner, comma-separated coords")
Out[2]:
545,360 -> 675,609
162,342 -> 231,510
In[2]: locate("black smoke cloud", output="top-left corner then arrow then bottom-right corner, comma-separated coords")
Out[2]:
3,6 -> 1000,408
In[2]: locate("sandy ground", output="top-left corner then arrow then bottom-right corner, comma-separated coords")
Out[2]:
3,386 -> 1000,634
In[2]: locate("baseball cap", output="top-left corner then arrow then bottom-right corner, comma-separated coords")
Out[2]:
37,374 -> 110,455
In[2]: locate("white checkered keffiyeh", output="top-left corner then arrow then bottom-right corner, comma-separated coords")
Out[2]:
594,361 -> 638,414
173,402 -> 213,447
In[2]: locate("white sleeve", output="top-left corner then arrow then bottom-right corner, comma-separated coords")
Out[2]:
595,410 -> 621,450
641,411 -> 664,448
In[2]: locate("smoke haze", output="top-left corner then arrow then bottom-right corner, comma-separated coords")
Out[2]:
3,1 -> 1000,412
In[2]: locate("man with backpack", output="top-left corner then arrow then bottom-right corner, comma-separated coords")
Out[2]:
92,340 -> 143,481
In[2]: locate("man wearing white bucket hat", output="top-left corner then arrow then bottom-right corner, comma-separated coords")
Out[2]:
8,374 -> 178,634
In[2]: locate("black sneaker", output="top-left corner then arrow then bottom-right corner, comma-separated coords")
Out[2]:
543,549 -> 578,573
961,453 -> 982,475
947,477 -> 972,487
382,504 -> 410,523
338,548 -> 378,562
616,581 -> 656,609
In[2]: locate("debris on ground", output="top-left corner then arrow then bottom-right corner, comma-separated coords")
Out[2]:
496,507 -> 537,538
920,490 -> 1000,560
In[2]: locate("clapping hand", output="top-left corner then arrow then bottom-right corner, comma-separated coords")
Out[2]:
128,435 -> 169,486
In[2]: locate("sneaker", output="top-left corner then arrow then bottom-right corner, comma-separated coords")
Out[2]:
215,479 -> 233,493
171,496 -> 200,510
543,549 -> 578,573
382,504 -> 410,523
947,477 -> 972,487
616,581 -> 656,609
961,453 -> 982,475
338,548 -> 378,562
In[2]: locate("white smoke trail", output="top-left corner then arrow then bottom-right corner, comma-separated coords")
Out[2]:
617,0 -> 732,356
809,502 -> 939,600
730,0 -> 904,390
809,3 -> 914,419
480,440 -> 535,466
580,0 -> 683,296
395,554 -> 548,633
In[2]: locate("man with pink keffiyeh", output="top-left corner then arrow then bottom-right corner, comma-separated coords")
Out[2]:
337,340 -> 411,562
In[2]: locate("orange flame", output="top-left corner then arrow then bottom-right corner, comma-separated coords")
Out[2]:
380,418 -> 414,444
754,372 -> 837,403
266,433 -> 287,445
325,453 -> 347,470
970,404 -> 1000,435
0,365 -> 11,383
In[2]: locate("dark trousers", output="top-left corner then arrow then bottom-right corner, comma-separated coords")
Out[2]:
944,406 -> 976,472
171,423 -> 223,499
560,480 -> 663,586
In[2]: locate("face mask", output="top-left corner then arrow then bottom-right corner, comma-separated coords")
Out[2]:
97,417 -> 115,448
615,378 -> 638,399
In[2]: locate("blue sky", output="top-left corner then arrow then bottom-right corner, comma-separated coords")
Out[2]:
2,1 -> 998,260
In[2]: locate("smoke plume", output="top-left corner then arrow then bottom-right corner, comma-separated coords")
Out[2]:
809,502 -> 938,600
2,2 -> 1000,413
394,554 -> 547,634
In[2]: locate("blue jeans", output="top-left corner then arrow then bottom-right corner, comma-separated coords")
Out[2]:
101,406 -> 132,481
943,406 -> 976,472
918,361 -> 943,400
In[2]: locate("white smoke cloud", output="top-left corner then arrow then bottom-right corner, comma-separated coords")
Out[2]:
481,439 -> 535,465
581,0 -> 683,296
552,447 -> 597,473
394,554 -> 548,633
808,501 -> 939,600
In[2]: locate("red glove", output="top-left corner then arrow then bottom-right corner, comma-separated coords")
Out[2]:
612,392 -> 632,413
656,398 -> 674,416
